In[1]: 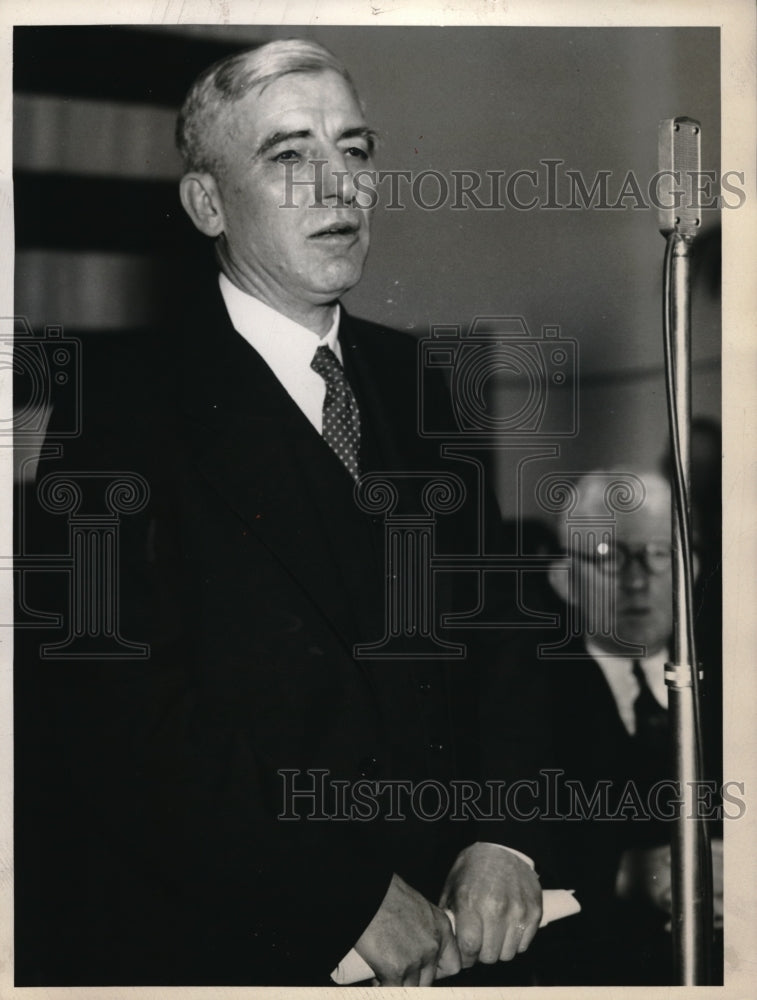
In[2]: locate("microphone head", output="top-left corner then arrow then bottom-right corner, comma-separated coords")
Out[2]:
657,117 -> 702,238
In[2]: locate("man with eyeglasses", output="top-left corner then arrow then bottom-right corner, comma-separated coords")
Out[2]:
525,468 -> 722,984
546,470 -> 675,666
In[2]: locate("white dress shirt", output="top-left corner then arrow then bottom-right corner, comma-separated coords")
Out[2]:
219,272 -> 341,434
585,640 -> 668,735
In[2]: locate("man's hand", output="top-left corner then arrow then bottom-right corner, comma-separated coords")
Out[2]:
439,842 -> 542,967
354,873 -> 462,985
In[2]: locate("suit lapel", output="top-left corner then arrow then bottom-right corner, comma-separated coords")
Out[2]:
338,311 -> 408,473
179,287 -> 367,650
549,638 -> 632,752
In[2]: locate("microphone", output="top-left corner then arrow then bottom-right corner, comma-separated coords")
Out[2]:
657,117 -> 702,238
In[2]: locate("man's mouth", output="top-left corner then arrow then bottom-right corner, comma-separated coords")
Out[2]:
309,221 -> 360,239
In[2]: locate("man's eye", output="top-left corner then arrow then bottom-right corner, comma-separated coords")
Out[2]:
273,149 -> 301,163
345,146 -> 370,160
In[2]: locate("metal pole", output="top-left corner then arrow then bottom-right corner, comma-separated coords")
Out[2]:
665,234 -> 709,983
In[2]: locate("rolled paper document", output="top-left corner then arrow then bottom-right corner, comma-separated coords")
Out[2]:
331,888 -> 581,984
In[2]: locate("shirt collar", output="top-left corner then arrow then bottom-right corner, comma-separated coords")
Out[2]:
585,639 -> 669,731
217,273 -> 342,435
218,272 -> 342,362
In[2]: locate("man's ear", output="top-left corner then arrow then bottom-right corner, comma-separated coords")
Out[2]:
547,559 -> 572,605
179,173 -> 226,238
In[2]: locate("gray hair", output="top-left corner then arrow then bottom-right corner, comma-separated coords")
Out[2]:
548,468 -> 670,548
176,38 -> 360,176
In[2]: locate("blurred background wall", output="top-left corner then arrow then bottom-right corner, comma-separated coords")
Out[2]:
14,24 -> 721,517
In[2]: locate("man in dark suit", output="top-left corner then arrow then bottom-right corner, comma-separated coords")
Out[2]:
16,39 -> 546,987
526,469 -> 722,984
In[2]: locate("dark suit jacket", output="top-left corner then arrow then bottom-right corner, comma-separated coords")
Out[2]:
537,637 -> 672,898
510,633 -> 674,985
15,275 -> 546,985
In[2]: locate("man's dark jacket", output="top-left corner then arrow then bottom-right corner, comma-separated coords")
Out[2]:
15,275 -> 547,985
516,634 -> 674,984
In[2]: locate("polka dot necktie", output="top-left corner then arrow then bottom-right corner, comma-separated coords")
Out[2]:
310,344 -> 361,481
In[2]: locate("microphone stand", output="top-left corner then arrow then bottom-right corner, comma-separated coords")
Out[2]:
665,234 -> 709,983
659,117 -> 712,983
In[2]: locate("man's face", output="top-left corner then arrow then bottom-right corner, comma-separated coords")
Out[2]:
210,69 -> 374,318
572,478 -> 673,655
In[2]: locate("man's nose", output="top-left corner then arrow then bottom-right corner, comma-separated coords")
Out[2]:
319,150 -> 358,204
619,553 -> 651,591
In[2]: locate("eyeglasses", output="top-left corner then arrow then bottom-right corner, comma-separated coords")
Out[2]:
575,541 -> 673,576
